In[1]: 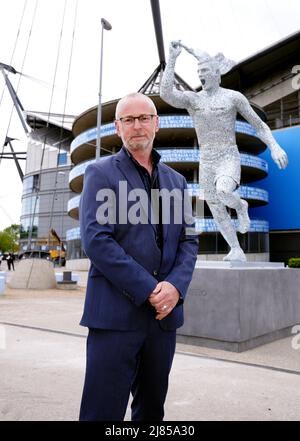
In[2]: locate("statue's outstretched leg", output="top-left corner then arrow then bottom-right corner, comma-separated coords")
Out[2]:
207,200 -> 246,262
215,176 -> 250,234
236,199 -> 250,234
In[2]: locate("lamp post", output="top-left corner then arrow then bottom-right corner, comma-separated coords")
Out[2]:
58,171 -> 66,267
96,18 -> 112,162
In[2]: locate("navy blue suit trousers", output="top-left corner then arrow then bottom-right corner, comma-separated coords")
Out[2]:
79,305 -> 176,421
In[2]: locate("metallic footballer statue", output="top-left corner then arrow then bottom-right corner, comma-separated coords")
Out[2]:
160,40 -> 288,262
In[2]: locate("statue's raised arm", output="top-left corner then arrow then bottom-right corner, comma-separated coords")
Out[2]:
160,41 -> 193,109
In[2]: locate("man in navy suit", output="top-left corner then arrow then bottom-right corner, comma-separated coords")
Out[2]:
79,93 -> 199,421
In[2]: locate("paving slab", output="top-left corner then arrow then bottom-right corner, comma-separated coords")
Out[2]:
0,287 -> 300,421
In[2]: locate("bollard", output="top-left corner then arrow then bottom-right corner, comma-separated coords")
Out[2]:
0,276 -> 5,296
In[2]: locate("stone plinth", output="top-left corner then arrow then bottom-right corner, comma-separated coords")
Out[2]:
177,265 -> 300,352
8,259 -> 57,290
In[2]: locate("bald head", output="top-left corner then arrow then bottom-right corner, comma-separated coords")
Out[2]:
114,92 -> 159,153
115,93 -> 157,120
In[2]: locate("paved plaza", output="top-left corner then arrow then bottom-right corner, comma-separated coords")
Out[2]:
0,284 -> 300,421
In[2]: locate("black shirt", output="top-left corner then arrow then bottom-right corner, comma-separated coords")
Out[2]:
122,146 -> 163,250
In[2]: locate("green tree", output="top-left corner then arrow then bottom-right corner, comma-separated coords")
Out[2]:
0,224 -> 20,253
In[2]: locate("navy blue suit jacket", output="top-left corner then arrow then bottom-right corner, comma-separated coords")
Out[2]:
79,147 -> 199,331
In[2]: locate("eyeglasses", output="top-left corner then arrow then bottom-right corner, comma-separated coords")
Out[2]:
117,114 -> 156,126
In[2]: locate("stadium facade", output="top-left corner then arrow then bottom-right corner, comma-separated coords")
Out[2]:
20,32 -> 300,267
67,96 -> 271,269
20,112 -> 78,255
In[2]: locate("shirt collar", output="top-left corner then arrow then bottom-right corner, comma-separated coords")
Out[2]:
122,145 -> 161,168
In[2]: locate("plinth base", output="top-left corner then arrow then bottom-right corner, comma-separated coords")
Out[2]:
56,283 -> 79,291
178,266 -> 300,352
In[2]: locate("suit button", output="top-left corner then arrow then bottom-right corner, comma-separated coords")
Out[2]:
153,270 -> 158,276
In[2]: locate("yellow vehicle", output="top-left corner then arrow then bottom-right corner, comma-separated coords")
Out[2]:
48,229 -> 65,265
30,229 -> 66,266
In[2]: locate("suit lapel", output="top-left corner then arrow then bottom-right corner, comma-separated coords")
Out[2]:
157,162 -> 172,244
115,148 -> 155,233
115,148 -> 175,243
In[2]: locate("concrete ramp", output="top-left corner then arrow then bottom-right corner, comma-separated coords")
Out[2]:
8,259 -> 57,290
